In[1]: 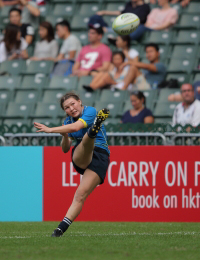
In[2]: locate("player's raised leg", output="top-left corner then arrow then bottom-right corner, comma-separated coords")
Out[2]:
72,108 -> 109,169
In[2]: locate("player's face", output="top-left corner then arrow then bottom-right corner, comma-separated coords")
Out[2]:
88,29 -> 101,44
9,11 -> 21,25
130,95 -> 143,110
39,26 -> 48,40
181,84 -> 195,104
116,36 -> 126,48
56,25 -> 66,39
112,54 -> 124,68
63,98 -> 82,118
146,47 -> 159,63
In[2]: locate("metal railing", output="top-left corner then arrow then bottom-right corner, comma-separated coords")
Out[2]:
172,133 -> 200,146
4,132 -> 167,146
0,135 -> 6,146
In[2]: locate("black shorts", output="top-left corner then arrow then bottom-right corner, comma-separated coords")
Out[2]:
71,146 -> 110,184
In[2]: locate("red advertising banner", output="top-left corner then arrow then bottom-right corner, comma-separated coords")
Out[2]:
43,146 -> 200,222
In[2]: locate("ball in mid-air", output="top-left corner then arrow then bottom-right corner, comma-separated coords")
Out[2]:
112,13 -> 140,36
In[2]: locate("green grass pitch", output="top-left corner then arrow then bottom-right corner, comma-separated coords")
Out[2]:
0,222 -> 200,260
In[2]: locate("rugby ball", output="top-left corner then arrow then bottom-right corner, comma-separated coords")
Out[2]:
112,13 -> 140,36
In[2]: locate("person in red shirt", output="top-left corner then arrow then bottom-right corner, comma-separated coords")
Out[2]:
72,24 -> 112,77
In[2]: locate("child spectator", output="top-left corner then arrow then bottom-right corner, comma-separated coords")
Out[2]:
9,7 -> 34,45
0,24 -> 28,63
30,21 -> 58,60
121,91 -> 154,124
83,51 -> 136,91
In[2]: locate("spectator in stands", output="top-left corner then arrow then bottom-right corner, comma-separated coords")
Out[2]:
170,0 -> 191,7
30,21 -> 58,61
0,24 -> 28,63
172,84 -> 200,127
109,35 -> 139,62
18,0 -> 40,25
72,24 -> 112,77
9,7 -> 34,45
129,0 -> 178,41
0,0 -> 45,6
55,20 -> 81,62
89,0 -> 150,33
121,43 -> 166,90
168,82 -> 200,102
121,91 -> 154,123
83,51 -> 136,91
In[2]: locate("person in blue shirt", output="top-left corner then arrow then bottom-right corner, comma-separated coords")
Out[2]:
121,91 -> 154,124
34,92 -> 110,237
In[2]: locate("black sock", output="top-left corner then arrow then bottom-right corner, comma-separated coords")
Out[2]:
57,217 -> 72,233
87,125 -> 97,139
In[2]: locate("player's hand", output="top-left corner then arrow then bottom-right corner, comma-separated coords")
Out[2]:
34,122 -> 52,133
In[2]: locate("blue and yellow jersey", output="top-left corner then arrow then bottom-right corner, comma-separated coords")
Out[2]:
64,106 -> 110,154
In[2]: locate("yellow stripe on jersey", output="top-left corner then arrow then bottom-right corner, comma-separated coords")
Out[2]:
78,118 -> 88,128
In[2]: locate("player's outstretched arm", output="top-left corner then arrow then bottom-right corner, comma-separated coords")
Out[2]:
34,121 -> 85,134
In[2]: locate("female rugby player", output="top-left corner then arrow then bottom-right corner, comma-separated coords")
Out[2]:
34,92 -> 110,237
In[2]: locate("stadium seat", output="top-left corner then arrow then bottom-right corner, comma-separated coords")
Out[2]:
3,119 -> 31,127
27,46 -> 34,57
0,60 -> 26,75
71,15 -> 90,30
0,76 -> 22,90
166,73 -> 190,86
73,32 -> 88,46
0,17 -> 9,30
184,2 -> 200,14
154,102 -> 178,117
14,90 -> 40,104
49,76 -> 78,90
3,102 -> 34,118
79,90 -> 98,106
171,45 -> 197,60
193,73 -> 200,82
24,60 -> 54,75
122,100 -> 132,114
78,76 -> 93,90
172,30 -> 200,44
102,32 -> 117,46
94,101 -> 123,118
42,89 -> 66,103
46,16 -> 65,27
105,3 -> 125,12
143,89 -> 158,111
0,5 -> 12,16
157,88 -> 181,103
142,31 -> 174,45
79,3 -> 100,16
103,16 -> 117,28
0,104 -> 6,117
53,4 -> 75,17
38,4 -> 51,18
167,59 -> 194,73
176,14 -> 200,29
21,75 -> 49,89
170,3 -> 183,15
154,118 -> 172,124
100,89 -> 127,103
32,102 -> 65,118
0,90 -> 12,104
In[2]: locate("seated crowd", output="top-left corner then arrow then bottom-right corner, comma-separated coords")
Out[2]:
0,0 -> 199,127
